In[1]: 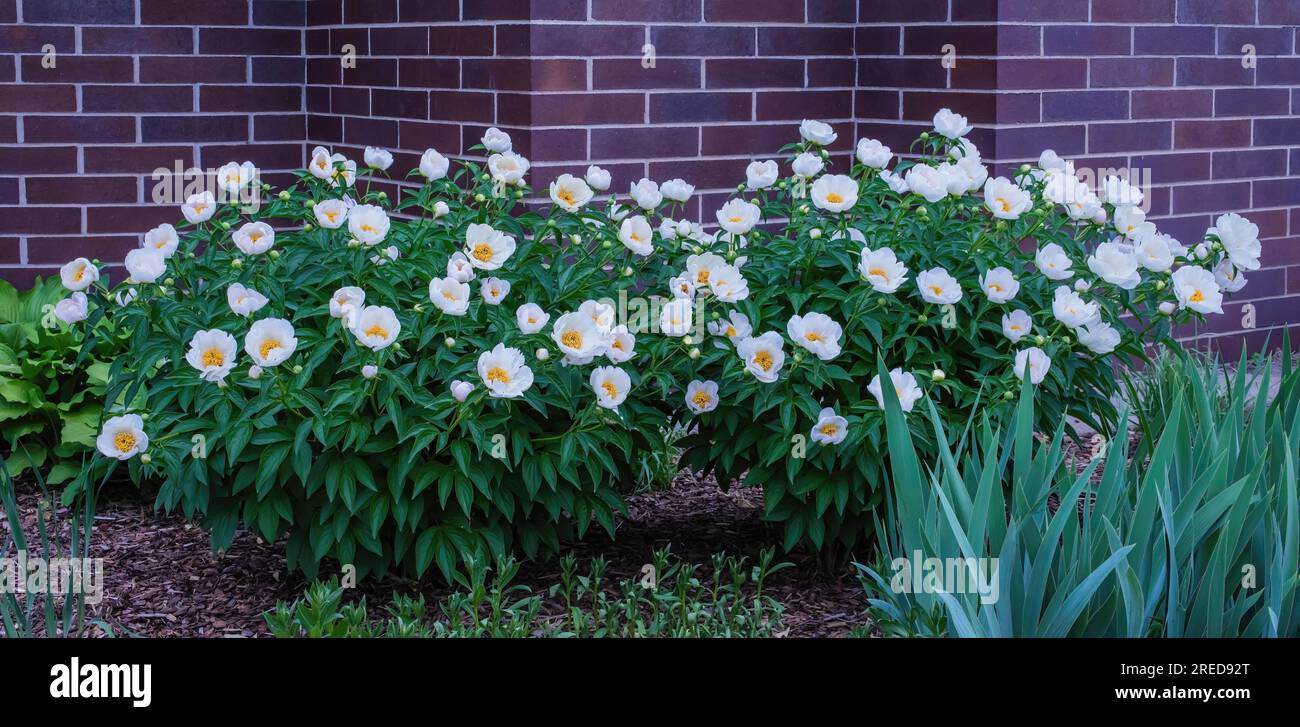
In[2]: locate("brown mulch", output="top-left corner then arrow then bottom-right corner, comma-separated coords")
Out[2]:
4,471 -> 870,638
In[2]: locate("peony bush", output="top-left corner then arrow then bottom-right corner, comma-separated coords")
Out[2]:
58,109 -> 1262,576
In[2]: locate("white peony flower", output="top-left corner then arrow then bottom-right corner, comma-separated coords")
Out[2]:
745,160 -> 779,188
516,302 -> 550,334
1051,286 -> 1100,328
716,199 -> 761,235
1014,347 -> 1051,385
1112,205 -> 1149,238
217,161 -> 258,195
799,119 -> 837,145
464,223 -> 516,270
480,277 -> 510,305
859,246 -> 908,294
553,310 -> 611,361
549,173 -> 594,212
313,198 -> 349,229
96,414 -> 148,460
917,267 -> 962,305
659,298 -> 694,338
348,204 -> 390,246
590,366 -> 631,409
309,146 -> 354,186
1035,242 -> 1075,281
605,325 -> 636,363
350,305 -> 400,350
685,380 -> 719,414
1133,232 -> 1177,272
244,318 -> 298,367
737,331 -> 785,383
708,310 -> 751,341
1213,259 -> 1247,293
1208,212 -> 1261,271
363,146 -> 393,171
629,178 -> 663,210
477,343 -> 534,398
1171,265 -> 1224,314
1087,241 -> 1142,290
905,164 -> 949,203
227,282 -> 269,317
1076,321 -> 1121,355
233,221 -> 275,255
868,368 -> 923,412
144,223 -> 179,258
1099,174 -> 1144,207
979,266 -> 1020,303
585,164 -> 611,191
855,138 -> 892,168
933,108 -> 972,139
447,251 -> 476,282
481,127 -> 512,153
984,177 -> 1031,219
182,191 -> 216,224
791,152 -> 824,178
786,311 -> 842,361
811,174 -> 858,213
708,264 -> 749,303
619,215 -> 654,256
429,276 -> 471,315
124,247 -> 166,284
1002,309 -> 1032,343
810,407 -> 849,445
60,257 -> 100,291
579,299 -> 616,333
686,252 -> 727,288
114,288 -> 137,307
661,178 -> 694,203
668,274 -> 696,299
329,286 -> 365,320
54,292 -> 88,324
449,379 -> 473,401
419,148 -> 449,180
880,169 -> 909,194
185,329 -> 237,383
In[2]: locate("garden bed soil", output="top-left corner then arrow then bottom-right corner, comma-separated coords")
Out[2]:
6,471 -> 871,638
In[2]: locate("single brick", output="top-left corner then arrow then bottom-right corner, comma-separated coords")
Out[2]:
1177,0 -> 1255,24
1088,121 -> 1172,153
593,59 -> 701,90
1132,89 -> 1213,119
705,58 -> 803,89
141,0 -> 250,25
1043,25 -> 1132,56
1212,149 -> 1288,180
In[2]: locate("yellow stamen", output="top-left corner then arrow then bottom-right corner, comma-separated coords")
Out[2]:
725,325 -> 737,337
929,285 -> 944,296
692,391 -> 712,409
825,192 -> 843,204
113,431 -> 136,454
805,332 -> 823,342
601,381 -> 618,399
558,189 -> 575,205
259,339 -> 282,360
487,366 -> 509,384
561,330 -> 582,349
818,423 -> 838,437
201,347 -> 225,367
364,324 -> 388,339
1190,289 -> 1204,303
472,243 -> 494,262
753,351 -> 773,372
696,270 -> 709,284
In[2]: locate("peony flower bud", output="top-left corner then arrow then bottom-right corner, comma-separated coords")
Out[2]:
292,364 -> 303,374
689,347 -> 700,360
809,228 -> 822,240
475,193 -> 486,203
931,369 -> 945,382
535,347 -> 550,361
444,337 -> 455,348
361,364 -> 378,379
248,365 -> 263,379
1159,301 -> 1175,315
140,453 -> 152,465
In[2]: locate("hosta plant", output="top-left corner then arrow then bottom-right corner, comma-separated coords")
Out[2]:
66,131 -> 687,581
0,277 -> 125,482
660,112 -> 1261,562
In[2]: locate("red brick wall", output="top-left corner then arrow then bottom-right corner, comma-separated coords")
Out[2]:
0,0 -> 306,288
1,0 -> 1296,351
